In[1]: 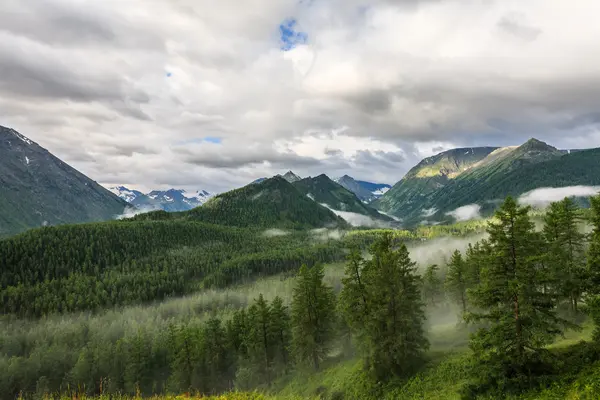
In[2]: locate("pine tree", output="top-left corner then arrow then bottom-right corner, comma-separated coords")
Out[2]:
466,197 -> 568,395
339,248 -> 369,337
543,198 -> 586,314
291,264 -> 336,370
422,264 -> 443,308
246,294 -> 273,385
269,296 -> 291,372
361,233 -> 429,379
445,250 -> 469,316
587,195 -> 600,341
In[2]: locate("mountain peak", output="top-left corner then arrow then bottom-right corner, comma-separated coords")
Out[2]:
520,138 -> 556,151
281,170 -> 302,183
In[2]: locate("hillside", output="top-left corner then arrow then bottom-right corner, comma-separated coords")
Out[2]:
374,146 -> 497,222
132,176 -> 348,229
291,174 -> 392,223
0,125 -> 129,236
375,139 -> 587,225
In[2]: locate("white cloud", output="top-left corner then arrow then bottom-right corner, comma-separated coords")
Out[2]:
445,204 -> 482,222
2,0 -> 600,192
518,186 -> 600,207
421,208 -> 438,218
320,203 -> 391,228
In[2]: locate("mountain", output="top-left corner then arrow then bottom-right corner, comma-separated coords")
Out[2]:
251,177 -> 267,184
292,174 -> 393,223
374,146 -> 499,220
375,138 -> 590,225
133,176 -> 348,229
0,125 -> 130,236
335,175 -> 391,203
280,170 -> 302,183
109,186 -> 213,212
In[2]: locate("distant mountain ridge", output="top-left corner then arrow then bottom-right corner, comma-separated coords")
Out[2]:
0,125 -> 130,236
131,176 -> 348,229
109,186 -> 213,212
335,175 -> 391,202
292,174 -> 393,223
375,138 -> 598,226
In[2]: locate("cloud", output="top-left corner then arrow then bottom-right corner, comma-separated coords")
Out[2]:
3,0 -> 600,193
320,203 -> 392,228
445,204 -> 481,222
518,186 -> 600,207
421,208 -> 438,218
262,228 -> 290,237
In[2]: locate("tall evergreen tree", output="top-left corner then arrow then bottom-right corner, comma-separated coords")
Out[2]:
362,233 -> 429,379
587,195 -> 600,341
339,248 -> 369,338
543,198 -> 586,314
466,197 -> 569,395
340,234 -> 429,380
246,294 -> 274,385
269,296 -> 291,372
445,250 -> 469,316
422,264 -> 444,308
291,264 -> 336,370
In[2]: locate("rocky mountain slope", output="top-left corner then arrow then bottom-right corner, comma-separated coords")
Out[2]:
335,175 -> 391,203
0,125 -> 129,236
109,186 -> 213,212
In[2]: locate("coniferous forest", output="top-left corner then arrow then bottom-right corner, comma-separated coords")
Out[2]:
2,196 -> 600,399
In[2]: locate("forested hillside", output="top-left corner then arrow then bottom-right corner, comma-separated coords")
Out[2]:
376,139 -> 600,225
131,176 -> 348,229
0,221 -> 345,317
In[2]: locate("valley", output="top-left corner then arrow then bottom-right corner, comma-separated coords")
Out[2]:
2,127 -> 600,400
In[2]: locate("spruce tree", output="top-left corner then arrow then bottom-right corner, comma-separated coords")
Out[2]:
339,248 -> 369,336
422,264 -> 443,308
445,250 -> 469,316
466,197 -> 567,395
543,198 -> 586,314
246,294 -> 274,385
587,195 -> 600,341
291,264 -> 336,370
359,233 -> 429,379
269,296 -> 291,372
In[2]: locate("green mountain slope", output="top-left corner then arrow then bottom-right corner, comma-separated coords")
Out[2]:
374,146 -> 498,220
376,138 -> 600,225
0,125 -> 129,236
133,176 -> 348,229
292,174 -> 393,221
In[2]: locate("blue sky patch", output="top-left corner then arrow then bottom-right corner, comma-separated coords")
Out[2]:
203,136 -> 222,144
175,137 -> 222,145
279,18 -> 308,51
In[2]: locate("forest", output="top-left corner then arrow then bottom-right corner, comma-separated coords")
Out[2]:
2,196 -> 600,399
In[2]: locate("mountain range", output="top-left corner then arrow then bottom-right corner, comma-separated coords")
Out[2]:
3,125 -> 600,236
131,175 -> 349,229
0,125 -> 129,236
109,186 -> 213,212
374,138 -> 600,225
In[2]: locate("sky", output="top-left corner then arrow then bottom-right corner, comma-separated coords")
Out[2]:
2,0 -> 600,193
